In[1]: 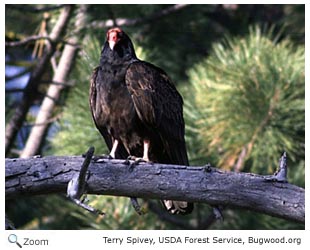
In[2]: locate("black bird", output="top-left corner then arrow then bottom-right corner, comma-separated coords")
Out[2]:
89,27 -> 193,215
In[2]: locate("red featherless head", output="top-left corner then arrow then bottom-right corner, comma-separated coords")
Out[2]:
106,27 -> 123,50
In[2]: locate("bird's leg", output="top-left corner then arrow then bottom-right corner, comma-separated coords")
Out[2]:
142,139 -> 150,162
92,140 -> 119,162
109,139 -> 119,158
128,140 -> 150,215
128,140 -> 150,162
128,139 -> 151,171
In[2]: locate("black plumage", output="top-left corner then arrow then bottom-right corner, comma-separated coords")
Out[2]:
89,27 -> 193,215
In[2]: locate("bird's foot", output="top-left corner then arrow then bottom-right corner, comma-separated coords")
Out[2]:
91,154 -> 113,163
204,163 -> 213,173
126,156 -> 151,172
127,155 -> 149,162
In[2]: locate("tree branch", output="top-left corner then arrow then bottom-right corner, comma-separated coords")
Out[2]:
5,5 -> 74,155
5,35 -> 52,47
20,5 -> 86,158
89,4 -> 189,29
5,88 -> 25,93
6,4 -> 66,13
5,35 -> 79,47
5,67 -> 32,81
5,156 -> 304,224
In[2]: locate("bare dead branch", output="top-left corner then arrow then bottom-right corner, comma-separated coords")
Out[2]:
5,88 -> 25,93
5,35 -> 52,47
20,5 -> 86,158
39,80 -> 74,87
5,67 -> 32,81
67,147 -> 105,215
5,5 -> 74,155
23,114 -> 62,127
89,4 -> 189,29
5,36 -> 80,48
6,4 -> 66,13
5,155 -> 304,224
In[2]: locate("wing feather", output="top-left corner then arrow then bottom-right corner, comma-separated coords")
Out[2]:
125,61 -> 189,165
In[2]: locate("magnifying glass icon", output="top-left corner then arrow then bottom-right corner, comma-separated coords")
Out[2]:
8,234 -> 22,248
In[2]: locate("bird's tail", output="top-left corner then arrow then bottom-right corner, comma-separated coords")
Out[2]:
162,200 -> 194,215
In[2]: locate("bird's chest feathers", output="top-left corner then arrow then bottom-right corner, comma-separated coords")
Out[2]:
98,62 -> 128,100
96,64 -> 136,130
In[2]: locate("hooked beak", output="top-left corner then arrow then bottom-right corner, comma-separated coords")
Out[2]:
109,41 -> 116,51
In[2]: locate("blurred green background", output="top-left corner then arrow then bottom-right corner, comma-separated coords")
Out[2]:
5,4 -> 304,229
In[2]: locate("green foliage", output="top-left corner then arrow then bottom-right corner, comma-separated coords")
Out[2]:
6,195 -> 168,229
210,208 -> 304,230
187,26 -> 304,177
6,5 -> 304,230
5,5 -> 42,39
63,196 -> 173,230
49,35 -> 104,156
183,27 -> 304,230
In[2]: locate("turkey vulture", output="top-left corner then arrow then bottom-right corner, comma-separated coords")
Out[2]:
89,27 -> 193,215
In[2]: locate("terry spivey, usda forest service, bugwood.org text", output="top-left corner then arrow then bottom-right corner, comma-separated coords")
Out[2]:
102,236 -> 302,246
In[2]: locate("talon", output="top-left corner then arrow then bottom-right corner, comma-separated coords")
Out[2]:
204,163 -> 212,173
127,155 -> 149,163
135,158 -> 148,164
124,158 -> 131,165
92,154 -> 113,162
127,156 -> 149,172
128,161 -> 136,172
127,155 -> 137,161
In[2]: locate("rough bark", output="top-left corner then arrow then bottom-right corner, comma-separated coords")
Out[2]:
5,5 -> 74,156
5,156 -> 304,224
20,5 -> 88,158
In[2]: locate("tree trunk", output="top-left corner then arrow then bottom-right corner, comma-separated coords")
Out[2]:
5,5 -> 74,156
5,156 -> 305,224
20,5 -> 88,158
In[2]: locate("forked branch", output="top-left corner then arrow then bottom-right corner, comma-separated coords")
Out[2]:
5,152 -> 304,224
